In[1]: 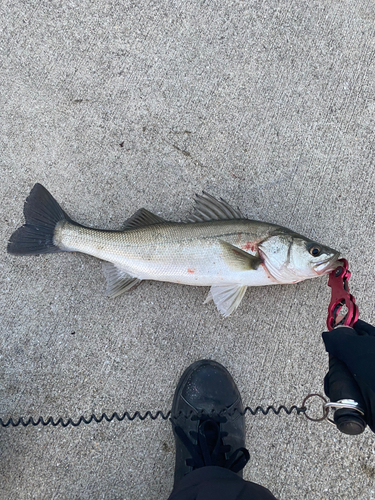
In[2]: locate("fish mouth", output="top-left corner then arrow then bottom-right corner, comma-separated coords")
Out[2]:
313,252 -> 341,275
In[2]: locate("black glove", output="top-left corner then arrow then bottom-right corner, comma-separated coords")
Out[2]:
322,320 -> 375,433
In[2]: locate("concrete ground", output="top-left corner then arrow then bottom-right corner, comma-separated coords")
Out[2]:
1,1 -> 375,499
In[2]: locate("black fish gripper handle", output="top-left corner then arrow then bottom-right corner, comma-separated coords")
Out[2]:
327,354 -> 367,435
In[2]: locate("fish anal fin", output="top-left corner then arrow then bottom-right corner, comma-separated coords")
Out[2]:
123,208 -> 166,230
205,284 -> 248,317
102,262 -> 142,298
219,241 -> 262,271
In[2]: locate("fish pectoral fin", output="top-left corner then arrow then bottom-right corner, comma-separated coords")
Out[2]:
123,208 -> 166,229
188,192 -> 244,222
102,262 -> 142,298
219,241 -> 262,271
206,284 -> 247,317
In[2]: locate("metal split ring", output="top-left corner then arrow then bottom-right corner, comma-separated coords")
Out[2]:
302,395 -> 365,425
302,393 -> 329,422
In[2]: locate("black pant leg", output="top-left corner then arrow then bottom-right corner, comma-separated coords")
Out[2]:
167,466 -> 277,500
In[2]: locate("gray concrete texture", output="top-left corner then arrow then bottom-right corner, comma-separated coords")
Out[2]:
1,0 -> 375,498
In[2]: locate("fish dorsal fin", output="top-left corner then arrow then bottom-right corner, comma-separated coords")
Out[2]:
123,208 -> 166,229
219,241 -> 262,271
204,284 -> 248,317
188,192 -> 244,222
102,262 -> 142,297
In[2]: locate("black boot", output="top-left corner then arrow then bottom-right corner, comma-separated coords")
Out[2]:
170,359 -> 250,487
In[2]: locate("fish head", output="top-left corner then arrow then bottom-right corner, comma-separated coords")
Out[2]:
258,232 -> 340,283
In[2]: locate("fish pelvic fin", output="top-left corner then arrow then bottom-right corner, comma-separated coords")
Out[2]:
219,241 -> 263,271
102,262 -> 142,298
7,183 -> 74,255
123,208 -> 166,229
205,284 -> 248,317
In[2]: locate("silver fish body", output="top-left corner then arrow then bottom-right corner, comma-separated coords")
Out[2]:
8,184 -> 340,316
56,219 -> 280,286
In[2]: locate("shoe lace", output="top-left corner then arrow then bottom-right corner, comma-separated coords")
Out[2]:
173,415 -> 250,473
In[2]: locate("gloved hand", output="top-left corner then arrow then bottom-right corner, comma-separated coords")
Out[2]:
322,320 -> 375,433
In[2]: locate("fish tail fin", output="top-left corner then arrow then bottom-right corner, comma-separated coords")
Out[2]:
7,183 -> 73,255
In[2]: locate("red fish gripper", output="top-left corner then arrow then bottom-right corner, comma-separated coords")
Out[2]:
327,258 -> 359,331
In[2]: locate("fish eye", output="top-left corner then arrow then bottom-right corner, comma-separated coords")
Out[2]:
309,245 -> 321,257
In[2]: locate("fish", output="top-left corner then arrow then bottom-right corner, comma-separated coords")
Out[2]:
7,183 -> 340,317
